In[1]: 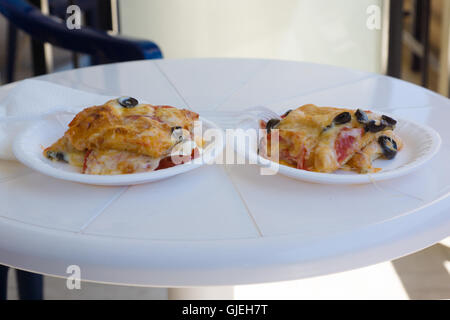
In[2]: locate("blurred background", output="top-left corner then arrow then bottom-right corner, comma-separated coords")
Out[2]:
0,0 -> 449,96
0,0 -> 449,299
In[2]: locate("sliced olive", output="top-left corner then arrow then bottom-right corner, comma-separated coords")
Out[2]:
323,124 -> 334,132
333,112 -> 351,125
282,109 -> 292,118
46,151 -> 67,163
171,126 -> 182,133
355,109 -> 369,124
365,120 -> 387,133
118,96 -> 138,108
171,126 -> 184,142
382,115 -> 397,127
378,135 -> 398,160
56,152 -> 66,162
266,119 -> 281,134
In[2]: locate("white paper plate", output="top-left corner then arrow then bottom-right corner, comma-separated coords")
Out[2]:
13,114 -> 224,186
237,111 -> 441,185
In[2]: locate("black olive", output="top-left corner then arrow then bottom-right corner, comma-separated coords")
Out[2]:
46,151 -> 67,163
118,96 -> 138,108
333,112 -> 351,125
355,109 -> 369,124
378,135 -> 398,160
171,126 -> 182,133
266,119 -> 281,134
171,126 -> 184,142
382,115 -> 397,127
56,152 -> 66,162
323,124 -> 333,132
282,109 -> 292,118
365,120 -> 387,133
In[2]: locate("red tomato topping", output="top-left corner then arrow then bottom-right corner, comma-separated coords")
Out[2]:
82,150 -> 92,173
260,120 -> 267,129
156,148 -> 199,170
296,146 -> 307,170
335,128 -> 363,163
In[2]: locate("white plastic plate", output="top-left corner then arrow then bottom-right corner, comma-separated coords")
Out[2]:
238,111 -> 442,185
13,114 -> 224,186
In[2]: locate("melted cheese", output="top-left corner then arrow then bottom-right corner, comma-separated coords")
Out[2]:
84,149 -> 162,175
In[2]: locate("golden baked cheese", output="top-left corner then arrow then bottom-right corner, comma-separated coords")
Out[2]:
66,99 -> 198,158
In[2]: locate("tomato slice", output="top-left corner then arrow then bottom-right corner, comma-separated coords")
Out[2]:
260,120 -> 267,129
335,128 -> 363,163
296,146 -> 307,170
82,150 -> 92,173
156,148 -> 200,170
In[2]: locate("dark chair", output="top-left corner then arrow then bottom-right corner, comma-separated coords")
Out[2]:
0,0 -> 163,82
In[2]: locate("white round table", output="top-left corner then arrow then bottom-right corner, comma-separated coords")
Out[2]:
1,59 -> 450,299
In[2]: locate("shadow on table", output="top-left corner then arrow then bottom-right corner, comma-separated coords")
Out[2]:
391,243 -> 450,300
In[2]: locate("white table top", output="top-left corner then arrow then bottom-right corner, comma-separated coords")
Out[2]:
1,58 -> 450,287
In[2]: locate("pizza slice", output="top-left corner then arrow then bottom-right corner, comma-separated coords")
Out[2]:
259,104 -> 400,174
44,97 -> 200,175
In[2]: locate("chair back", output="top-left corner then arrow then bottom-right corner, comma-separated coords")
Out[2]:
0,0 -> 163,63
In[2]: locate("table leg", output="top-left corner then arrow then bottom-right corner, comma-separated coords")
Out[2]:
168,287 -> 234,300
